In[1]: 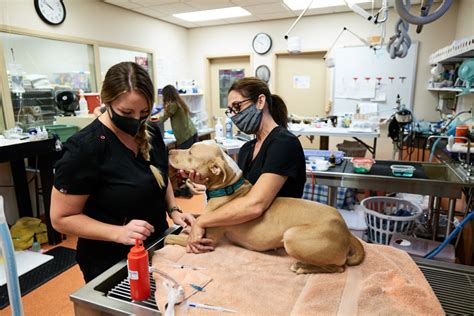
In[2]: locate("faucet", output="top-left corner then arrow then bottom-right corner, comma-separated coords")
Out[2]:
427,135 -> 471,166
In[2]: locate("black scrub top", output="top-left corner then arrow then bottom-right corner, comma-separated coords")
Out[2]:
54,119 -> 169,270
237,126 -> 306,198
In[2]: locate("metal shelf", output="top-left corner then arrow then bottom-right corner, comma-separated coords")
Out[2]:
427,87 -> 474,92
429,36 -> 474,64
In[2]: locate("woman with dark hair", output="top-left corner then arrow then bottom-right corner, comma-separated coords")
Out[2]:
182,77 -> 306,253
50,62 -> 194,282
158,84 -> 198,149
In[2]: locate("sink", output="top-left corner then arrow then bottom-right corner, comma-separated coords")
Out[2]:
421,163 -> 466,183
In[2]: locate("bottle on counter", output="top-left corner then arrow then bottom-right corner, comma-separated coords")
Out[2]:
215,117 -> 224,140
77,89 -> 88,115
225,117 -> 233,139
328,152 -> 336,167
127,239 -> 150,301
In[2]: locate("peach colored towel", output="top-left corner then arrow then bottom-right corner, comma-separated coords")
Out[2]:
152,239 -> 444,316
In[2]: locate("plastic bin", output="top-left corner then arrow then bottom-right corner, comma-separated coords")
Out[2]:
336,140 -> 367,157
361,197 -> 422,245
304,149 -> 345,165
84,93 -> 101,114
45,124 -> 78,142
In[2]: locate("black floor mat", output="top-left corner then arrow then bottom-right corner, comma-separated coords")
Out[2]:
0,246 -> 77,310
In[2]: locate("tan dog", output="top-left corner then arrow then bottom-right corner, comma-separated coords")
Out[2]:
166,141 -> 365,274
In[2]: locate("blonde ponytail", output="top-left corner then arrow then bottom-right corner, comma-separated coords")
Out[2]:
135,124 -> 165,189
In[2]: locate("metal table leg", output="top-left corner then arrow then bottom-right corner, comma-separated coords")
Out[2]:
327,186 -> 337,207
432,196 -> 441,241
446,199 -> 456,239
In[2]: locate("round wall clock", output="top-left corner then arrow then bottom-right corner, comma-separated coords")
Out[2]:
252,33 -> 272,55
255,65 -> 271,83
34,0 -> 66,25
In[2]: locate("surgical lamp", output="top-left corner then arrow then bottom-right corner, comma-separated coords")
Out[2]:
344,0 -> 389,25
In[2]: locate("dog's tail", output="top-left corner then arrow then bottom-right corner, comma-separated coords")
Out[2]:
346,234 -> 365,266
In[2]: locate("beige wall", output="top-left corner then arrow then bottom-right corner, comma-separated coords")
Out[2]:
0,0 -> 190,224
189,5 -> 458,121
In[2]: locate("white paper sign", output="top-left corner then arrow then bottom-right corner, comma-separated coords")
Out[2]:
293,75 -> 311,89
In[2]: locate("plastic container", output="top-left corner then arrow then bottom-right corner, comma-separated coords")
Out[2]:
84,93 -> 101,114
45,124 -> 78,142
361,197 -> 422,245
336,140 -> 367,157
127,239 -> 151,301
390,165 -> 415,177
351,158 -> 375,173
304,149 -> 345,165
389,233 -> 455,263
225,117 -> 233,139
455,125 -> 469,143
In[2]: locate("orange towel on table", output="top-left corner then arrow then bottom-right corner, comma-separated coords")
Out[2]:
152,238 -> 443,315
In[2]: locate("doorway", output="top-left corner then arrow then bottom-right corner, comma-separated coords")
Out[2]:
206,55 -> 251,126
274,51 -> 327,149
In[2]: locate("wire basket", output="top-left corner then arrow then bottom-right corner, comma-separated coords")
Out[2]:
361,197 -> 422,245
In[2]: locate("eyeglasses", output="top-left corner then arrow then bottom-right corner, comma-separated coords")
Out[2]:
225,98 -> 252,117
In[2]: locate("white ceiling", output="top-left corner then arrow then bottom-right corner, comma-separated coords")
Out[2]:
103,0 -> 409,29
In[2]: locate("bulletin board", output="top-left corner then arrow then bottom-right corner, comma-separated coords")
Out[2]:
332,42 -> 418,118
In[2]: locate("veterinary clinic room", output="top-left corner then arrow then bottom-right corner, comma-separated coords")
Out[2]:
1,0 -> 474,315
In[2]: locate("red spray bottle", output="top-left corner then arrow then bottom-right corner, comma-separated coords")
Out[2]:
127,239 -> 151,301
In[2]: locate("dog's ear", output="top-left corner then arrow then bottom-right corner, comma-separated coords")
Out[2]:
208,156 -> 227,183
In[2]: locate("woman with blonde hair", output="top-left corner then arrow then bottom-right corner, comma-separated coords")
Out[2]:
51,62 -> 194,282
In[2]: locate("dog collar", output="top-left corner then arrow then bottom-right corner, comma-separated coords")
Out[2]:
206,177 -> 245,200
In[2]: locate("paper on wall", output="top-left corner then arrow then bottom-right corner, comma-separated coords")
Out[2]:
358,102 -> 378,114
371,83 -> 387,102
293,75 -> 311,89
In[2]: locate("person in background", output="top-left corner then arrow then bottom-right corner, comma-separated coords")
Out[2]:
50,62 -> 194,282
157,84 -> 198,149
181,77 -> 306,253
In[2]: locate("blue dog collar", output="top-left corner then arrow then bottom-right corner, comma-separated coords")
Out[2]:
206,177 -> 245,200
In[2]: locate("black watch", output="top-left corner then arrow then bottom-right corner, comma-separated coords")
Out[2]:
167,206 -> 183,216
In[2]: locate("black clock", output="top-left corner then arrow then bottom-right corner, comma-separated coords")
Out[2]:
34,0 -> 66,25
255,65 -> 271,83
252,33 -> 272,55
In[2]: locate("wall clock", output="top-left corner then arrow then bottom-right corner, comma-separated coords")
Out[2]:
255,65 -> 271,83
252,33 -> 272,55
34,0 -> 66,25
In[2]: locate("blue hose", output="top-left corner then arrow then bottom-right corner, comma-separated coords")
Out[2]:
424,211 -> 474,259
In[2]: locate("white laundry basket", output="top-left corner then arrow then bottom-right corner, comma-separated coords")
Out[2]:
361,197 -> 422,245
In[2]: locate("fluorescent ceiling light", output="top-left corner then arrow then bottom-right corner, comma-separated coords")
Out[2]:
173,6 -> 251,22
284,0 -> 371,11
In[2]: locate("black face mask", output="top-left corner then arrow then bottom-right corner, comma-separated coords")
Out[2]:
108,106 -> 147,137
231,103 -> 263,134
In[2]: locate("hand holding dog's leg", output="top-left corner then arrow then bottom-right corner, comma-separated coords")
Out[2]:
186,223 -> 214,253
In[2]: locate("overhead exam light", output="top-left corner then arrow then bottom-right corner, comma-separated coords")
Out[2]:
344,0 -> 389,25
283,0 -> 313,54
323,27 -> 371,68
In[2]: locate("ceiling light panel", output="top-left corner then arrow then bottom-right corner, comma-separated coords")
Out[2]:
174,6 -> 251,22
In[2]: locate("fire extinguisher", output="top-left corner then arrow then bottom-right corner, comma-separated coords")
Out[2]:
127,239 -> 151,301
